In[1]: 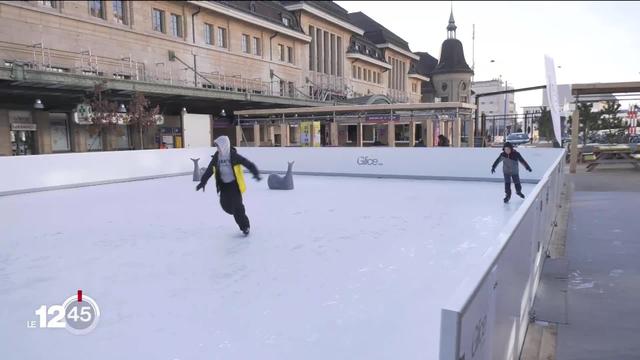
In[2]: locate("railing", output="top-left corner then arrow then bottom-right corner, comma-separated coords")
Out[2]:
304,71 -> 351,102
0,40 -> 315,101
386,88 -> 409,103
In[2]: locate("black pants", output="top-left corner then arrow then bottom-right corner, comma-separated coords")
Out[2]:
503,174 -> 522,197
219,181 -> 250,231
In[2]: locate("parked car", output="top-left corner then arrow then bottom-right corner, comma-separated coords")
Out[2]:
505,132 -> 530,146
629,135 -> 640,144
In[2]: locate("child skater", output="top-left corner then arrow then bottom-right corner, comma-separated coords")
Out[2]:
491,142 -> 532,203
196,136 -> 261,235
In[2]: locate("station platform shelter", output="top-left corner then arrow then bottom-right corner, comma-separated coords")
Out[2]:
232,102 -> 476,147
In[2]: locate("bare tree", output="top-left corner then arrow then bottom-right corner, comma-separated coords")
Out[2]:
87,82 -> 124,141
127,92 -> 160,150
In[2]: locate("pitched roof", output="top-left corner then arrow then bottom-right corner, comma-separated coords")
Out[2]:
347,12 -> 411,52
215,1 -> 303,32
410,52 -> 439,76
279,1 -> 351,22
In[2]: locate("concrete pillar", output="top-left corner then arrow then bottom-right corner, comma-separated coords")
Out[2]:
69,121 -> 88,153
409,120 -> 416,147
387,122 -> 395,147
235,125 -> 243,147
267,126 -> 275,146
425,120 -> 434,147
280,123 -> 289,147
293,125 -> 301,145
329,122 -> 339,146
33,111 -> 52,154
0,110 -> 11,156
442,121 -> 448,140
253,123 -> 260,146
570,108 -> 580,173
310,122 -> 317,147
467,119 -> 476,147
356,122 -> 363,147
453,117 -> 461,147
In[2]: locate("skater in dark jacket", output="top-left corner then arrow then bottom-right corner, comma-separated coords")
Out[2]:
491,142 -> 532,203
196,136 -> 261,235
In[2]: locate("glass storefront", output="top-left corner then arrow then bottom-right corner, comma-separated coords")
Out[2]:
50,113 -> 71,152
11,130 -> 36,155
86,130 -> 103,151
9,110 -> 37,156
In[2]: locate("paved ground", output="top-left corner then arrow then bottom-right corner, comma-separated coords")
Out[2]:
525,164 -> 640,360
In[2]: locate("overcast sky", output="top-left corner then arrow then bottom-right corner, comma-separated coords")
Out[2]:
336,1 -> 640,110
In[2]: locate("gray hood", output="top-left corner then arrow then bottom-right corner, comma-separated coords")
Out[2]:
214,136 -> 231,158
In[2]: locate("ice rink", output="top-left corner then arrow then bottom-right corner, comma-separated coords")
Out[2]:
0,174 -> 530,360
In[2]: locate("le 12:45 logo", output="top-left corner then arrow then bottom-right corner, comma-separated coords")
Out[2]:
27,290 -> 100,335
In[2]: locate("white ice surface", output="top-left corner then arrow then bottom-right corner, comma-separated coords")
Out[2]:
0,175 -> 528,360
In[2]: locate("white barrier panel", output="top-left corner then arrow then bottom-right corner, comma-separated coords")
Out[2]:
0,147 -> 563,195
439,150 -> 565,360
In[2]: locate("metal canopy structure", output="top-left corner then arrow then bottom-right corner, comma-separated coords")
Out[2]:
569,81 -> 640,173
233,102 -> 477,148
234,102 -> 476,123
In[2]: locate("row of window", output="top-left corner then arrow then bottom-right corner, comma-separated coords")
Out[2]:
203,23 -> 228,49
352,65 -> 381,85
37,1 -> 130,25
152,8 -> 183,38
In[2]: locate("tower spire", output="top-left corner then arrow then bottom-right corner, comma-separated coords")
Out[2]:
447,5 -> 457,39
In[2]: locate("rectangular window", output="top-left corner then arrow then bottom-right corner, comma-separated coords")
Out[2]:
217,27 -> 227,48
170,14 -> 182,37
323,31 -> 329,75
316,28 -> 322,73
357,67 -> 361,80
152,9 -> 165,33
330,34 -> 335,75
241,34 -> 250,53
112,0 -> 128,25
352,65 -> 356,79
336,36 -> 342,77
287,46 -> 293,64
309,25 -> 315,71
204,23 -> 213,45
373,72 -> 377,84
252,37 -> 261,56
39,1 -> 57,8
89,0 -> 105,19
367,69 -> 372,82
278,44 -> 284,61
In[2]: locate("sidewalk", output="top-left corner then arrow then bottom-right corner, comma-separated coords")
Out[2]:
523,165 -> 640,360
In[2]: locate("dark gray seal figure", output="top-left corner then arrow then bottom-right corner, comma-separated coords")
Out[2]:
191,158 -> 206,181
268,161 -> 294,190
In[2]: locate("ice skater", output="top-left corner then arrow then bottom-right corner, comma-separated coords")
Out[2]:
491,142 -> 532,203
196,136 -> 261,235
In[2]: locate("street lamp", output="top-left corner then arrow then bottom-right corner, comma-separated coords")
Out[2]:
33,99 -> 44,109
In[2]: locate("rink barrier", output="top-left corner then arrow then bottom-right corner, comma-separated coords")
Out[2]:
439,149 -> 566,360
0,147 -> 562,196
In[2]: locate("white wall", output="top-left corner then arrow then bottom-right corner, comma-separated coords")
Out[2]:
439,150 -> 565,360
0,147 -> 564,195
182,114 -> 212,148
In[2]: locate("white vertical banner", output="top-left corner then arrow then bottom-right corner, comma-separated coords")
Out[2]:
544,55 -> 562,145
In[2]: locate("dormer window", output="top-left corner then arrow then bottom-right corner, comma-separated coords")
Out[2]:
249,1 -> 256,12
282,16 -> 291,26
